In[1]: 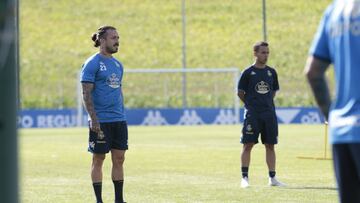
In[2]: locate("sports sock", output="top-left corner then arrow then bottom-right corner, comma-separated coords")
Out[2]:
241,167 -> 249,178
113,180 -> 124,203
269,171 -> 276,178
92,182 -> 103,203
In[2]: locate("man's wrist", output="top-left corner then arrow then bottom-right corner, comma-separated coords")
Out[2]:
91,118 -> 98,123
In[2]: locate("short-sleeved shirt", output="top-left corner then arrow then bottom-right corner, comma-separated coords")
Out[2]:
238,65 -> 279,113
310,0 -> 360,144
80,53 -> 126,123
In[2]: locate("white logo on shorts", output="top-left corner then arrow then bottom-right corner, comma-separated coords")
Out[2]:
89,141 -> 95,149
97,131 -> 105,139
246,124 -> 254,135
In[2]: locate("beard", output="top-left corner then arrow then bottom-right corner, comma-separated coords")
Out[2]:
106,45 -> 118,54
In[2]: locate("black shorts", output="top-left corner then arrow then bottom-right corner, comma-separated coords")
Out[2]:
241,110 -> 278,144
332,143 -> 360,203
88,121 -> 128,154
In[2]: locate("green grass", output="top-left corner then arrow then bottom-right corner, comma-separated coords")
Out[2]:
20,125 -> 338,202
20,0 -> 333,108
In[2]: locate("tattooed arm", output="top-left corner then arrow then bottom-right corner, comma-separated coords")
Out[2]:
304,56 -> 331,121
82,82 -> 101,133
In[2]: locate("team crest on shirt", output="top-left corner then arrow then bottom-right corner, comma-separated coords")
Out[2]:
99,61 -> 107,71
251,71 -> 256,75
255,81 -> 270,94
267,70 -> 272,77
106,73 -> 121,88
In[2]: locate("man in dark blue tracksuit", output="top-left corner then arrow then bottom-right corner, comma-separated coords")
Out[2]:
237,41 -> 285,188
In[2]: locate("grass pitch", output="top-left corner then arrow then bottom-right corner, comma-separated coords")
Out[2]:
20,0 -> 332,108
20,125 -> 337,203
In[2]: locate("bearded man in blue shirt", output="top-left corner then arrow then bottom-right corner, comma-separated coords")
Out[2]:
81,25 -> 127,203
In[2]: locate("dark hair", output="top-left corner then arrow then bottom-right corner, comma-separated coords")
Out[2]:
253,41 -> 269,52
91,25 -> 116,47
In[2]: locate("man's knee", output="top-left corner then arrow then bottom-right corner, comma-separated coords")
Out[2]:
243,143 -> 254,152
112,151 -> 125,166
265,144 -> 275,151
92,154 -> 106,167
114,154 -> 125,164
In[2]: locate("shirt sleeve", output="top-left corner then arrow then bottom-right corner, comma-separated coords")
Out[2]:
237,70 -> 249,92
80,59 -> 98,83
309,5 -> 333,63
272,69 -> 279,91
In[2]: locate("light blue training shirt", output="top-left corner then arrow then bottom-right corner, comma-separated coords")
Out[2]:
310,0 -> 360,144
80,53 -> 126,122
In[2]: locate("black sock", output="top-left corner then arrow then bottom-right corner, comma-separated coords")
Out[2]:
241,167 -> 249,178
269,171 -> 276,178
113,180 -> 124,203
92,182 -> 103,203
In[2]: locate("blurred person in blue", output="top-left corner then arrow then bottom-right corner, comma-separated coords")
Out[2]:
80,25 -> 127,203
305,1 -> 360,202
237,41 -> 285,188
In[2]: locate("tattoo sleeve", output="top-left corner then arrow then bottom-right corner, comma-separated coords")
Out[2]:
304,56 -> 331,120
81,82 -> 97,122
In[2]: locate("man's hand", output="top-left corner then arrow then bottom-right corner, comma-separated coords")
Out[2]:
89,119 -> 101,133
89,119 -> 105,139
